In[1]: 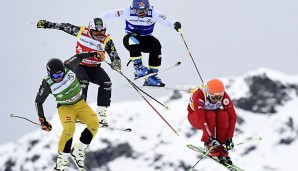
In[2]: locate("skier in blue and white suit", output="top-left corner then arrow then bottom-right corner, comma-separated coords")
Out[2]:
99,0 -> 181,87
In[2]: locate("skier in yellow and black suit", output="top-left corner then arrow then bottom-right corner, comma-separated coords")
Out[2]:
35,52 -> 103,170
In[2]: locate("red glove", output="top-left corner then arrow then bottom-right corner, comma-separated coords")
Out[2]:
39,117 -> 52,132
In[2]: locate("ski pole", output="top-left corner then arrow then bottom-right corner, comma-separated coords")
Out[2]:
118,61 -> 181,89
104,60 -> 170,110
178,29 -> 204,85
108,127 -> 132,132
189,146 -> 214,171
138,86 -> 191,92
10,114 -> 40,126
236,137 -> 262,146
105,61 -> 179,136
75,120 -> 132,132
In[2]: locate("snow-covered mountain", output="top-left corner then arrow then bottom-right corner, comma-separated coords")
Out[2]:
1,68 -> 297,171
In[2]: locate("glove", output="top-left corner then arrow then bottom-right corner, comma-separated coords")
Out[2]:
39,117 -> 52,132
173,21 -> 181,32
94,51 -> 106,61
225,138 -> 234,150
37,20 -> 50,29
111,58 -> 121,71
208,137 -> 220,147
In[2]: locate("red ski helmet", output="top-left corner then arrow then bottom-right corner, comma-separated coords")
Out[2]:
207,79 -> 225,96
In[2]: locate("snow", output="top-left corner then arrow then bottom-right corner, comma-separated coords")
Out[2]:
0,68 -> 298,171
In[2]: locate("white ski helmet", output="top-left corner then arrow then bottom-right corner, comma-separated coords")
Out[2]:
88,18 -> 106,32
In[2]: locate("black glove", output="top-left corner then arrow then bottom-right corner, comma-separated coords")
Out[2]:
111,58 -> 121,71
225,138 -> 234,150
39,117 -> 52,132
173,21 -> 181,32
37,20 -> 51,29
208,137 -> 220,147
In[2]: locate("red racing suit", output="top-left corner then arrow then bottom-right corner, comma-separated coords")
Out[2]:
75,26 -> 109,67
42,22 -> 120,107
187,85 -> 237,143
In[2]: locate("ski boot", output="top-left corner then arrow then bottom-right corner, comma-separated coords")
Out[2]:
217,156 -> 227,165
71,142 -> 88,171
54,151 -> 69,171
219,144 -> 233,165
225,156 -> 233,165
143,69 -> 165,87
218,144 -> 229,157
204,142 -> 220,157
132,58 -> 149,79
96,106 -> 108,128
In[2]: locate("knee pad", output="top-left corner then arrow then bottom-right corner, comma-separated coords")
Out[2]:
80,80 -> 89,89
129,35 -> 140,45
103,81 -> 112,91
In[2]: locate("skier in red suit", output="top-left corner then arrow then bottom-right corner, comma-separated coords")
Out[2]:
187,78 -> 236,163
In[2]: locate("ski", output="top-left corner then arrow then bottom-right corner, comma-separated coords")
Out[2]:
71,154 -> 85,171
140,86 -> 191,92
118,61 -> 181,88
187,144 -> 244,171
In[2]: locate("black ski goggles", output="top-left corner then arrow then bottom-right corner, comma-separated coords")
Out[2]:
207,93 -> 223,101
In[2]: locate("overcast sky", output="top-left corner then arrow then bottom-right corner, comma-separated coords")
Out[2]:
0,0 -> 297,145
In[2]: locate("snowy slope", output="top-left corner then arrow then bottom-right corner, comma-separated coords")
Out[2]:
0,68 -> 297,171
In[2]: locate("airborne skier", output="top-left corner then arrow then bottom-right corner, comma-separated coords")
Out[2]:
98,0 -> 182,87
36,18 -> 121,128
187,79 -> 237,164
35,52 -> 102,170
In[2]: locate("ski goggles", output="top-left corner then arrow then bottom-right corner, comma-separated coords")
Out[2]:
135,8 -> 148,17
52,72 -> 64,79
207,93 -> 223,101
94,25 -> 106,31
92,30 -> 106,37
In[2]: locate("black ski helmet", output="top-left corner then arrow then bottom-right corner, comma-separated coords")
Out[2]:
46,58 -> 65,79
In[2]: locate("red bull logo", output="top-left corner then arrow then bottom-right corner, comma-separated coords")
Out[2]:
139,2 -> 145,7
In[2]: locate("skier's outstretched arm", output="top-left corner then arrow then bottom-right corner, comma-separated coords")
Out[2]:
98,7 -> 130,20
105,38 -> 121,61
36,20 -> 81,36
35,80 -> 51,118
64,52 -> 97,71
152,8 -> 181,32
35,80 -> 52,132
104,38 -> 122,70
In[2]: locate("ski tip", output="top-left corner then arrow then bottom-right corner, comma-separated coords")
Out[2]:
125,128 -> 132,132
175,61 -> 181,66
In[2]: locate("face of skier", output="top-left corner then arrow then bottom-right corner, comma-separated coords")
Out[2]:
51,71 -> 64,83
91,30 -> 106,40
135,8 -> 148,18
207,93 -> 223,104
